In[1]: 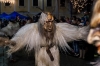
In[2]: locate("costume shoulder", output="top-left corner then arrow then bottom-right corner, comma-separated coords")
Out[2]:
55,23 -> 89,41
12,23 -> 38,37
9,23 -> 41,53
55,23 -> 79,42
54,23 -> 89,51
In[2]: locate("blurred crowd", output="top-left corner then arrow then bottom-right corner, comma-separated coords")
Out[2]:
0,15 -> 34,29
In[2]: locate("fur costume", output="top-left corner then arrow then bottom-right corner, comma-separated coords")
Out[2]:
7,12 -> 89,66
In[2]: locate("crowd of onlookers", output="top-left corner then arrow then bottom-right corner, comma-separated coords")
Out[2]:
0,12 -> 90,29
0,15 -> 34,29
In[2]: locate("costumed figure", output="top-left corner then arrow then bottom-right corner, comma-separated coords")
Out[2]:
87,0 -> 100,66
87,0 -> 100,54
0,11 -> 89,66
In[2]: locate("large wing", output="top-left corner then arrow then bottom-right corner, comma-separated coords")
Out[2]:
54,23 -> 89,51
8,23 -> 43,54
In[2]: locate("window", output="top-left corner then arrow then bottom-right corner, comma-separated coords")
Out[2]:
5,3 -> 10,6
33,0 -> 38,6
60,0 -> 65,7
47,0 -> 52,7
19,0 -> 24,6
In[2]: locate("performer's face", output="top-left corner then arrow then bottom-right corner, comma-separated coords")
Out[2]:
43,12 -> 54,32
43,20 -> 53,32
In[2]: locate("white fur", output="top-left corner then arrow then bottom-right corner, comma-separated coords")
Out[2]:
35,46 -> 59,66
8,13 -> 89,66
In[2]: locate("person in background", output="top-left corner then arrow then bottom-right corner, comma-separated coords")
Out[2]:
78,40 -> 87,59
0,19 -> 4,29
15,15 -> 21,27
15,15 -> 21,22
65,17 -> 70,24
86,20 -> 90,26
78,23 -> 87,59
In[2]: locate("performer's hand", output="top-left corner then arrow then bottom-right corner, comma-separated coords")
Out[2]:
0,37 -> 16,46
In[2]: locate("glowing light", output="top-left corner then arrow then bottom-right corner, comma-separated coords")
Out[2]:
0,0 -> 15,4
70,0 -> 88,13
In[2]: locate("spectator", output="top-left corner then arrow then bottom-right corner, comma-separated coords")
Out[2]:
71,19 -> 78,26
65,17 -> 70,24
72,40 -> 79,57
78,40 -> 87,59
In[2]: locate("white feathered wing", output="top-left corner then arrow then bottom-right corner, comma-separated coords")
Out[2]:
8,23 -> 89,54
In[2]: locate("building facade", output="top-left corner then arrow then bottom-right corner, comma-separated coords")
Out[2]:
0,0 -> 72,19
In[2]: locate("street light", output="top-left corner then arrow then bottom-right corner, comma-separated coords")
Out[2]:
0,0 -> 15,4
0,0 -> 15,14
